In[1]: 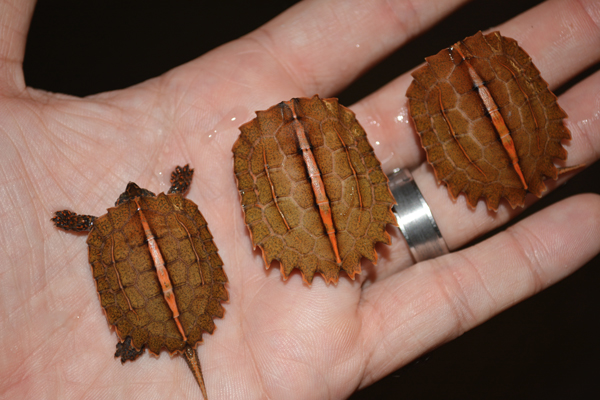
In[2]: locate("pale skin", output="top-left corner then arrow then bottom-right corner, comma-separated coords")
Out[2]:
1,0 -> 600,399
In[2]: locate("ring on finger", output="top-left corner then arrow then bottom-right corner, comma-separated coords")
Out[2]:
388,168 -> 449,262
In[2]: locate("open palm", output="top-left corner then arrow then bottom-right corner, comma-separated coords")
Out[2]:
2,0 -> 600,399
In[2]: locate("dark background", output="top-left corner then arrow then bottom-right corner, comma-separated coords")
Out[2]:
23,0 -> 600,399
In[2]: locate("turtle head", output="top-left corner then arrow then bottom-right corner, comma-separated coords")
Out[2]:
115,182 -> 156,206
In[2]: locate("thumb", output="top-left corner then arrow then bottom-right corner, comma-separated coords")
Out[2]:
0,0 -> 36,95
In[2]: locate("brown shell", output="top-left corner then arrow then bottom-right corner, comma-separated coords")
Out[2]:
406,31 -> 571,210
87,192 -> 228,355
232,95 -> 397,284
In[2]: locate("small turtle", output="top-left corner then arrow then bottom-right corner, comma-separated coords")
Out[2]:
52,165 -> 228,399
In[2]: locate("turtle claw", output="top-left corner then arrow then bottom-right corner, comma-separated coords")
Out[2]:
115,336 -> 145,363
51,210 -> 96,232
168,165 -> 194,195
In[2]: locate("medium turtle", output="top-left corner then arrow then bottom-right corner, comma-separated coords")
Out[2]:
232,96 -> 397,284
52,165 -> 228,399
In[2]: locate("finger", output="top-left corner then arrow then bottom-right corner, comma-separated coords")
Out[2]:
245,0 -> 469,96
167,0 -> 468,109
357,193 -> 600,388
560,69 -> 600,166
0,0 -> 36,94
354,0 -> 600,172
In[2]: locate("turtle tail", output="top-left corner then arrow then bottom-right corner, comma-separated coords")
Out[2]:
184,345 -> 208,400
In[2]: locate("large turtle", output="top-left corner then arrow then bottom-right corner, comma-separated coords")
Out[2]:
406,31 -> 576,210
51,165 -> 228,399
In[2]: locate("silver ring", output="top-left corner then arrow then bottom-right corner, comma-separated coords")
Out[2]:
387,168 -> 449,262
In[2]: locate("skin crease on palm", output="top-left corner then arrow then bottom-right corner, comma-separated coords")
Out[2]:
1,0 -> 599,399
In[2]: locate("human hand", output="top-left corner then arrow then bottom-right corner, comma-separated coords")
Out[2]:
1,0 -> 599,399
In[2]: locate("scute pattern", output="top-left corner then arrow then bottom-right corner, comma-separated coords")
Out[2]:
232,95 -> 397,284
406,31 -> 571,210
87,193 -> 228,355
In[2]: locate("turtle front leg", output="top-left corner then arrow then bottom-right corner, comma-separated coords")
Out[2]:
115,336 -> 145,363
168,164 -> 194,195
51,210 -> 96,232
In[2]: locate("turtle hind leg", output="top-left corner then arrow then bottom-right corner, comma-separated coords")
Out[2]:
51,210 -> 96,232
168,165 -> 194,195
184,345 -> 208,400
115,336 -> 145,363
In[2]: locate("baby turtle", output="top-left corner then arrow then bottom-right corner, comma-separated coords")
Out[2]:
233,95 -> 397,284
52,165 -> 228,399
406,31 -> 576,210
